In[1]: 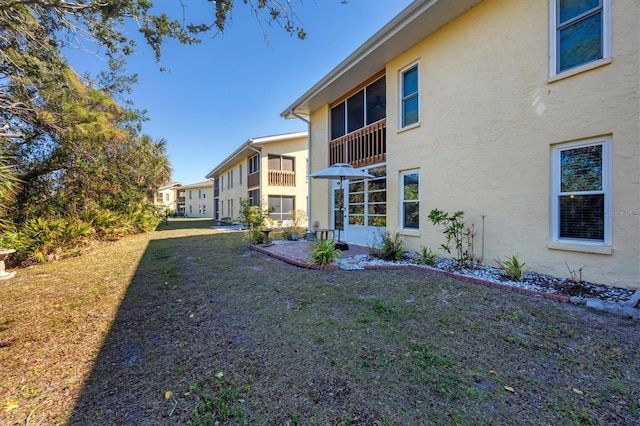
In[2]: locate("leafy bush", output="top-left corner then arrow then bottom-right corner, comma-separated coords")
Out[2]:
496,255 -> 528,281
413,245 -> 438,266
370,231 -> 404,261
6,216 -> 92,263
309,239 -> 341,265
427,209 -> 475,267
126,202 -> 162,232
245,228 -> 264,244
83,208 -> 130,240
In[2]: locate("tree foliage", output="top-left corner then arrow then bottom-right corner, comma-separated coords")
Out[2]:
0,0 -> 307,257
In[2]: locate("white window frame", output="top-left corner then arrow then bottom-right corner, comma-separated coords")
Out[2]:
249,154 -> 260,174
549,0 -> 611,79
399,62 -> 419,129
550,137 -> 612,253
400,170 -> 420,231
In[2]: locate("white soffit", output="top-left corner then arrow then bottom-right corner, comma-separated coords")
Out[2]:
282,0 -> 483,118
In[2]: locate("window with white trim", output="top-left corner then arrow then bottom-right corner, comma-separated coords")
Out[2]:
401,171 -> 420,230
401,64 -> 419,128
552,138 -> 610,244
347,165 -> 386,227
249,154 -> 260,174
551,0 -> 609,75
268,195 -> 294,221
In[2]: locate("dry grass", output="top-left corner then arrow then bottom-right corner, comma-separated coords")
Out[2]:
1,218 -> 639,425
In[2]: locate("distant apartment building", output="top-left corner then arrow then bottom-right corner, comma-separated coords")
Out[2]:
182,181 -> 214,218
154,182 -> 182,214
206,131 -> 308,226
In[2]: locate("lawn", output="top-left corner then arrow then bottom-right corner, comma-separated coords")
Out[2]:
1,219 -> 638,425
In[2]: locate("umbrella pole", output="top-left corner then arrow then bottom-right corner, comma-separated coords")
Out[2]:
335,177 -> 348,250
338,177 -> 343,242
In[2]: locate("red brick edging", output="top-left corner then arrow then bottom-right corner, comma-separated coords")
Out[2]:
250,244 -> 570,302
249,244 -> 339,270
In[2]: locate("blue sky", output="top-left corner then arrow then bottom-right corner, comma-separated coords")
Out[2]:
68,0 -> 413,185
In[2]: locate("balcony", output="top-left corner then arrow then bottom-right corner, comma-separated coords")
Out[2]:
247,171 -> 260,188
329,119 -> 386,168
268,170 -> 296,187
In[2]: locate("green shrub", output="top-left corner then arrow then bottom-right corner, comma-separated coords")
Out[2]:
309,239 -> 341,265
427,209 -> 474,266
126,202 -> 162,232
245,228 -> 264,244
495,255 -> 528,281
370,231 -> 404,261
83,208 -> 130,240
8,216 -> 91,263
413,245 -> 438,266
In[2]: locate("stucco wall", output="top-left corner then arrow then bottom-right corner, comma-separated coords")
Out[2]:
383,0 -> 639,289
308,0 -> 639,289
218,158 -> 247,219
309,106 -> 332,231
260,135 -> 310,227
184,185 -> 214,218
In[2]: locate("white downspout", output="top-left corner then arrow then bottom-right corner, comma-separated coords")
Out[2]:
290,109 -> 313,240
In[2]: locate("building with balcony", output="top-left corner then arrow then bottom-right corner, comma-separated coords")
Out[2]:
282,0 -> 639,290
154,182 -> 182,214
205,131 -> 309,227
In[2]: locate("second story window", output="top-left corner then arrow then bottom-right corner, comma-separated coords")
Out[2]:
239,165 -> 243,185
249,154 -> 260,174
552,0 -> 609,75
401,64 -> 419,128
330,75 -> 386,140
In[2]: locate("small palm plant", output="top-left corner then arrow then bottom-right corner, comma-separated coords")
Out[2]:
309,239 -> 341,266
496,255 -> 528,281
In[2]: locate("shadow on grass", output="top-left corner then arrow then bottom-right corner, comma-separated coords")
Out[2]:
67,230 -> 254,424
65,227 -> 640,425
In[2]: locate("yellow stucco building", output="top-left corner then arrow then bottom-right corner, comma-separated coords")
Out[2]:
206,131 -> 309,227
283,0 -> 639,289
182,181 -> 214,218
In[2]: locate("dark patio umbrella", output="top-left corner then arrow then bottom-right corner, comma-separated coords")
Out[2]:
309,163 -> 373,250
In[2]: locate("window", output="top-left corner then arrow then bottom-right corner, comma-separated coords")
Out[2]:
268,196 -> 294,221
189,205 -> 192,214
248,189 -> 260,206
227,170 -> 233,189
347,165 -> 386,227
249,154 -> 260,174
552,138 -> 610,245
164,193 -> 169,201
220,176 -> 224,192
202,191 -> 206,199
268,155 -> 294,171
203,204 -> 206,214
401,171 -> 420,229
239,165 -> 243,185
552,0 -> 609,75
198,189 -> 202,199
330,75 -> 386,140
401,64 -> 419,127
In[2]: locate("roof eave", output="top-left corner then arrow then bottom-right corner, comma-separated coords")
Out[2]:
205,131 -> 308,179
281,0 -> 482,119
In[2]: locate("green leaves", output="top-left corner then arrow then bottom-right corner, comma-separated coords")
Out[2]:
309,239 -> 341,266
496,255 -> 528,281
